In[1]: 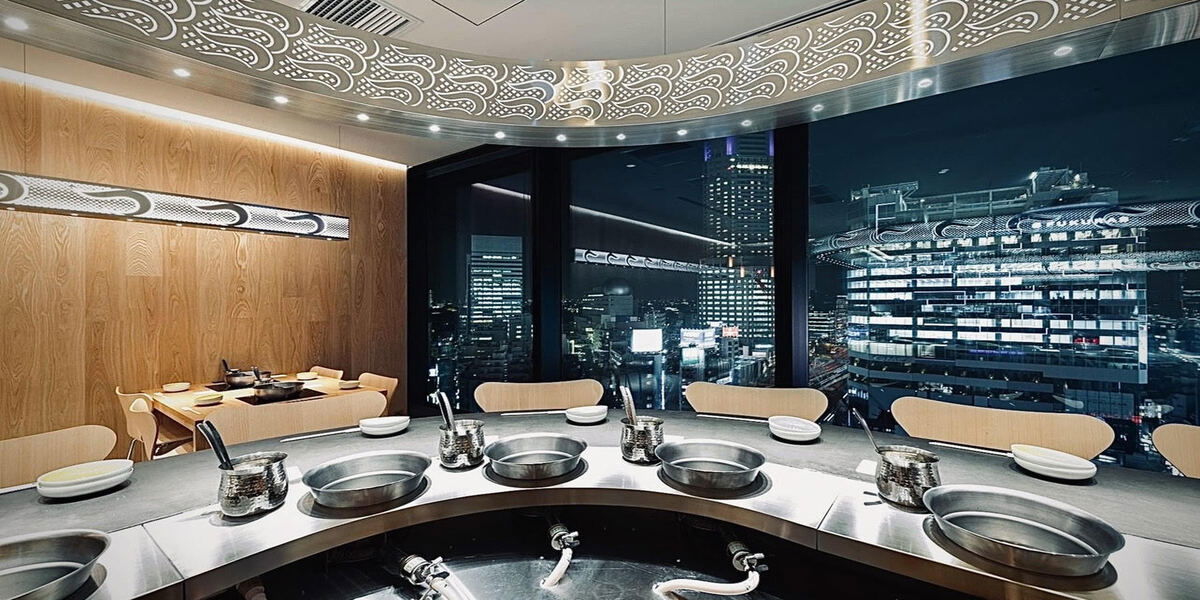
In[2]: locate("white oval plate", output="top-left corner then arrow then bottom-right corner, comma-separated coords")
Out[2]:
360,416 -> 410,436
193,392 -> 223,407
1011,444 -> 1096,471
1014,455 -> 1096,481
37,468 -> 132,499
296,372 -> 319,381
338,380 -> 361,390
162,382 -> 191,393
37,459 -> 133,488
768,415 -> 821,442
565,406 -> 607,424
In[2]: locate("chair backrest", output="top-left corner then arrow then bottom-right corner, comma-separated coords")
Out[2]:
475,380 -> 603,412
684,382 -> 828,420
116,387 -> 160,460
359,372 -> 400,411
310,365 -> 344,379
892,396 -> 1114,459
1152,423 -> 1200,478
0,425 -> 117,487
204,391 -> 387,446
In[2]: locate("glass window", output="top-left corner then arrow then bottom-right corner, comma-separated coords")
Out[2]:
426,169 -> 533,413
565,134 -> 776,409
808,40 -> 1200,472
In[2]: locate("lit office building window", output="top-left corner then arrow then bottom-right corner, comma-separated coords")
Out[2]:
567,134 -> 775,409
808,40 -> 1200,472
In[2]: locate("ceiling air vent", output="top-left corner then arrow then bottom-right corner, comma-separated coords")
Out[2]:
299,0 -> 421,37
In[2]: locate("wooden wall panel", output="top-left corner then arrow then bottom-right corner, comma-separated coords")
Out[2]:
0,79 -> 407,452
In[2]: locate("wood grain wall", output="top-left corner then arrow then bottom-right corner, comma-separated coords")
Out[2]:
0,80 -> 407,449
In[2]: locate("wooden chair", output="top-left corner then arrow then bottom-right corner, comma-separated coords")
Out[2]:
204,391 -> 387,446
684,382 -> 829,420
1152,424 -> 1200,478
115,388 -> 191,461
0,425 -> 117,488
891,396 -> 1114,459
359,372 -> 400,413
311,365 -> 344,379
475,380 -> 603,412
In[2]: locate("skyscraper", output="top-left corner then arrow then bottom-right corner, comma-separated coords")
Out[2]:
698,133 -> 775,346
459,234 -> 531,409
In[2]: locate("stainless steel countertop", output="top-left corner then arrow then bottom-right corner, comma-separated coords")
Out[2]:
5,410 -> 1199,599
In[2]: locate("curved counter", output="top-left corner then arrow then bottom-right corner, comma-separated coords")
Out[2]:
4,411 -> 1200,600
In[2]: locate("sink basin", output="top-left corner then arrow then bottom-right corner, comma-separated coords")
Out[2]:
0,530 -> 109,600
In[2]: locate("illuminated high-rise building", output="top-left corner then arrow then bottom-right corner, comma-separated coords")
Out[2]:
459,234 -> 531,409
698,132 -> 775,345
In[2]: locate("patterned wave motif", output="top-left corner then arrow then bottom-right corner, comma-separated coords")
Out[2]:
0,170 -> 349,239
50,0 -> 1117,124
811,200 -> 1200,256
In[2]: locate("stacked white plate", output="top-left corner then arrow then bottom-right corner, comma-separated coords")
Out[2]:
1011,444 -> 1097,481
338,379 -> 361,390
565,405 -> 607,424
36,459 -> 133,499
360,416 -> 410,437
768,415 -> 821,442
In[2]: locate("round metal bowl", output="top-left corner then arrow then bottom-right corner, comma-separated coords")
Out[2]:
0,529 -> 109,600
252,381 -> 304,402
302,450 -> 431,508
655,438 -> 766,490
224,372 -> 256,389
484,433 -> 587,480
923,484 -> 1125,576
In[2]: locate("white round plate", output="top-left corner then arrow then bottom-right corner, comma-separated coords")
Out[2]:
1010,444 -> 1095,470
565,406 -> 607,424
37,459 -> 133,488
296,372 -> 318,381
37,468 -> 132,499
360,416 -> 410,436
768,415 -> 821,442
193,392 -> 223,407
339,380 -> 361,390
162,382 -> 190,393
1014,455 -> 1096,481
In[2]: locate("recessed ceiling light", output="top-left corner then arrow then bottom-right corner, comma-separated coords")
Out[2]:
428,124 -> 441,133
356,113 -> 370,122
172,67 -> 191,78
740,119 -> 752,127
626,163 -> 636,168
917,78 -> 934,89
811,104 -> 825,113
3,17 -> 29,31
273,95 -> 289,104
494,131 -> 506,139
555,133 -> 567,142
1053,45 -> 1073,57
615,133 -> 626,141
676,129 -> 688,136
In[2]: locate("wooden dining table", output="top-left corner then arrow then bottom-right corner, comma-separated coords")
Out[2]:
146,375 -> 385,449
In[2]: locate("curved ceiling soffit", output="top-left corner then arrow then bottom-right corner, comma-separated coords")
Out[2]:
1,0 -> 1191,145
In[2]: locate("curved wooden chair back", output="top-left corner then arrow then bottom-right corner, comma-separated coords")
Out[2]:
359,372 -> 400,413
204,391 -> 387,446
0,425 -> 117,487
684,382 -> 828,420
310,365 -> 344,379
475,379 -> 603,412
892,396 -> 1114,459
116,387 -> 161,461
1152,424 -> 1200,478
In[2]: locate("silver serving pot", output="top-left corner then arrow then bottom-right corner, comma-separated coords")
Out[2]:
252,381 -> 304,402
218,452 -> 289,517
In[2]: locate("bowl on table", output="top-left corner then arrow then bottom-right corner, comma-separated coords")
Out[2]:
162,382 -> 191,393
1011,444 -> 1097,481
768,415 -> 821,442
360,416 -> 410,437
565,405 -> 607,424
339,380 -> 361,390
296,371 -> 318,381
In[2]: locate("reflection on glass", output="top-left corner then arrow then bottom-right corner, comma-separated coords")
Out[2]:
427,173 -> 533,412
808,40 -> 1200,472
566,134 -> 776,409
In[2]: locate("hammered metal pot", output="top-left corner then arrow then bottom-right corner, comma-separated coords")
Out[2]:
620,416 -> 664,464
438,420 -> 485,469
875,445 -> 940,509
218,452 -> 289,517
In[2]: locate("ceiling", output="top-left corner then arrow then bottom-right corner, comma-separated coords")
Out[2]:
273,0 -> 834,60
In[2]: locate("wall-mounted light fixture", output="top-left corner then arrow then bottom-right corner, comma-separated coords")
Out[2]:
0,170 -> 349,240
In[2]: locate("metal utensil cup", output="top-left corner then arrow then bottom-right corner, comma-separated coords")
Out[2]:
218,452 -> 289,517
438,419 -> 485,469
875,444 -> 940,509
620,416 -> 664,464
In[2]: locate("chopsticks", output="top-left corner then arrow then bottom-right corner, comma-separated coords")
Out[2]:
280,427 -> 360,443
500,410 -> 566,416
696,413 -> 767,423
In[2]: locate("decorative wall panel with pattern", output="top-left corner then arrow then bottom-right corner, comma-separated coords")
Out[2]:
0,170 -> 350,239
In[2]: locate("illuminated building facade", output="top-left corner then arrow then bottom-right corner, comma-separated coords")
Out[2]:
459,234 -> 531,409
